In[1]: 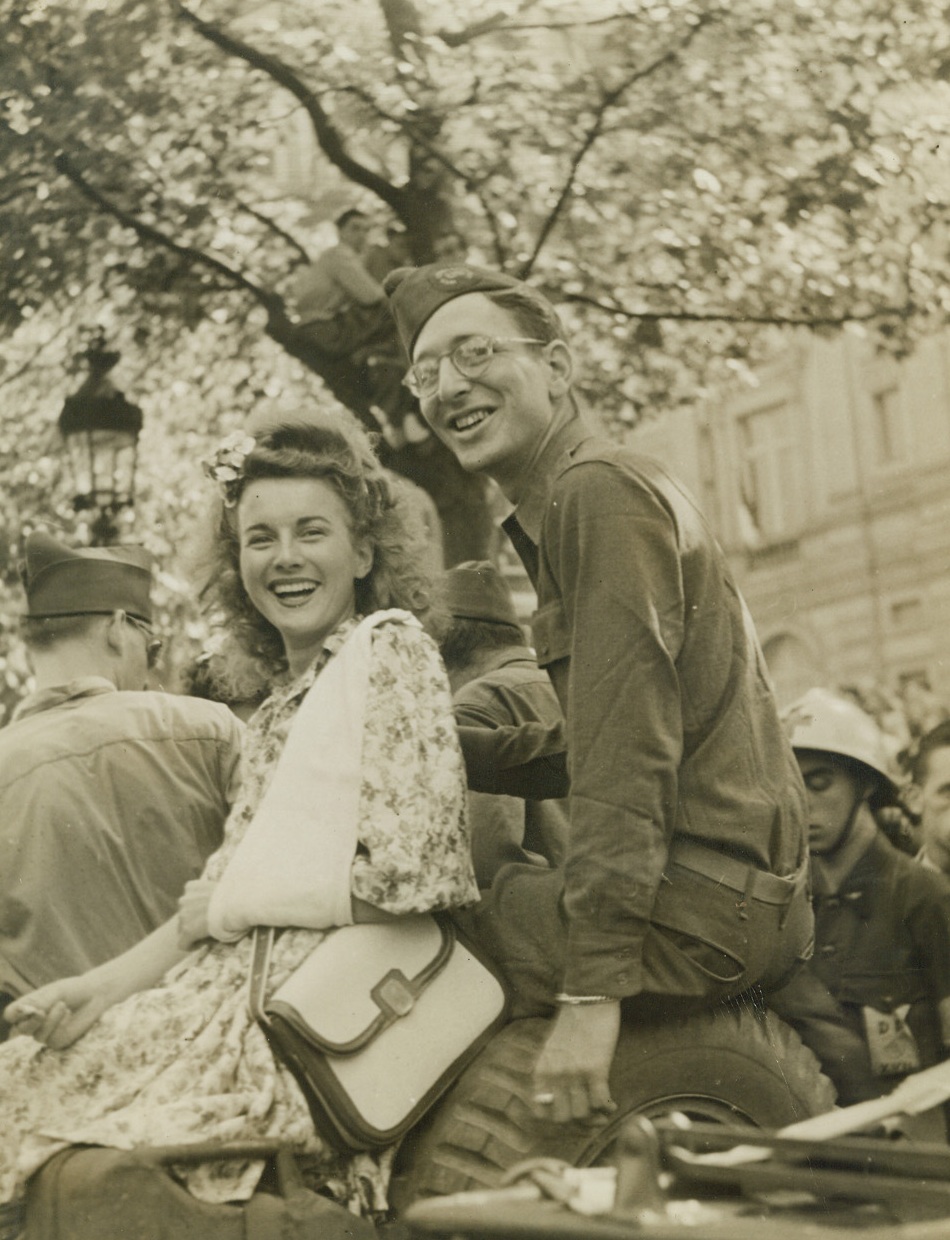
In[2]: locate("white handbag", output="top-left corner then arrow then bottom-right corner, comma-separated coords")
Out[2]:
248,915 -> 508,1152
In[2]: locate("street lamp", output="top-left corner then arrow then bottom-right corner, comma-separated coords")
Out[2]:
57,336 -> 143,546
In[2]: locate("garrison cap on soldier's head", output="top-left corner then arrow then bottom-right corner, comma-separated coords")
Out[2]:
443,560 -> 522,629
384,263 -> 536,358
19,531 -> 154,624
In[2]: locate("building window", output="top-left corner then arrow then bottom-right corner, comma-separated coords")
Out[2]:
737,402 -> 800,547
872,386 -> 911,466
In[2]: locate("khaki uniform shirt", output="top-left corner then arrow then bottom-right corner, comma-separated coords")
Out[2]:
0,680 -> 242,994
454,648 -> 569,886
503,417 -> 808,996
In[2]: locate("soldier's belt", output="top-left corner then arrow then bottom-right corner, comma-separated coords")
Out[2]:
669,839 -> 807,907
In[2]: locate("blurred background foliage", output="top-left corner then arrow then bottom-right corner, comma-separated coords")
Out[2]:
2,0 -> 949,715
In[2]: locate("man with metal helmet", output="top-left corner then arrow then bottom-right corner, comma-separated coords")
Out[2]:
771,687 -> 950,1124
785,687 -> 903,852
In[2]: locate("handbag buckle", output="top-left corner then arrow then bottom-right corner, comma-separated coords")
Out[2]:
373,970 -> 416,1019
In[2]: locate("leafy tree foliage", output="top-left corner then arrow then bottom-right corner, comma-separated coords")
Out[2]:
1,0 -> 949,710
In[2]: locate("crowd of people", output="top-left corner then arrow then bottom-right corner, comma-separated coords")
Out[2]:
1,250 -> 950,1235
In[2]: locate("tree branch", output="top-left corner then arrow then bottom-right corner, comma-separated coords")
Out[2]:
519,14 -> 713,279
434,12 -> 515,47
326,81 -> 506,258
378,0 -> 424,57
53,152 -> 284,317
202,148 -> 312,263
330,83 -> 478,183
563,291 -> 912,328
0,322 -> 71,392
239,200 -> 311,264
174,1 -> 403,214
436,4 -> 686,47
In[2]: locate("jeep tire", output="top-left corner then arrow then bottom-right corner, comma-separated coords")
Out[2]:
390,1003 -> 835,1210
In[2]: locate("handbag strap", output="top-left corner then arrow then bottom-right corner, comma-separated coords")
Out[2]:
141,1141 -> 283,1166
248,927 -> 275,1027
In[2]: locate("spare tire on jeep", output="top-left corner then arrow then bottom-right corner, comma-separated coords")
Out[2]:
389,1001 -> 835,1210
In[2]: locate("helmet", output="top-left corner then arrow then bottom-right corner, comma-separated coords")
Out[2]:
783,687 -> 899,792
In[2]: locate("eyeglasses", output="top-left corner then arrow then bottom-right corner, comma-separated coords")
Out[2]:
403,335 -> 546,400
124,614 -> 163,669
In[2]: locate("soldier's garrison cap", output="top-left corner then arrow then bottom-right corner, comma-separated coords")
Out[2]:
443,560 -> 522,629
384,263 -> 527,357
20,531 -> 153,623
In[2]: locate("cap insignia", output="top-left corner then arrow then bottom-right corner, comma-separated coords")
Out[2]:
432,266 -> 477,288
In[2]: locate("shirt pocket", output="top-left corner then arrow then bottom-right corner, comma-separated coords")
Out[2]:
531,602 -> 571,669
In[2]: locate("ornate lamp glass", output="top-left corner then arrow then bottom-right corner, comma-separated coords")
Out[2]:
57,339 -> 143,546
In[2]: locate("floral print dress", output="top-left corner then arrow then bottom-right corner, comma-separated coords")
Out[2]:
0,616 -> 478,1209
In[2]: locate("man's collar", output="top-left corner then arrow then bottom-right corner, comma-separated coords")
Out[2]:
512,416 -> 596,543
12,677 -> 117,723
495,647 -> 536,666
479,646 -> 537,674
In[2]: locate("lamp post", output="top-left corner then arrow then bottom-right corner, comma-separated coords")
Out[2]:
57,336 -> 143,546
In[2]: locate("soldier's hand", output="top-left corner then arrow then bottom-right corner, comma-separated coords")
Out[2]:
530,1000 -> 621,1124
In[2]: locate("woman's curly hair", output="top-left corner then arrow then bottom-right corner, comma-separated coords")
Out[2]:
195,414 -> 437,702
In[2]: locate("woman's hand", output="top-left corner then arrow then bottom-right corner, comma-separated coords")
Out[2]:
6,917 -> 189,1050
177,879 -> 217,949
6,975 -> 106,1050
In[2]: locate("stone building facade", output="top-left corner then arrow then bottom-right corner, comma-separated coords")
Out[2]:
627,328 -> 950,712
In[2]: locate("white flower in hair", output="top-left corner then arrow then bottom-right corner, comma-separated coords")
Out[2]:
203,432 -> 257,505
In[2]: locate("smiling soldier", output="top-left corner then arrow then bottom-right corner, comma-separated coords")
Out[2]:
384,264 -> 813,1125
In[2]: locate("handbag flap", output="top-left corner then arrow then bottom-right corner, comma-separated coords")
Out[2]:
323,934 -> 507,1131
267,915 -> 450,1051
